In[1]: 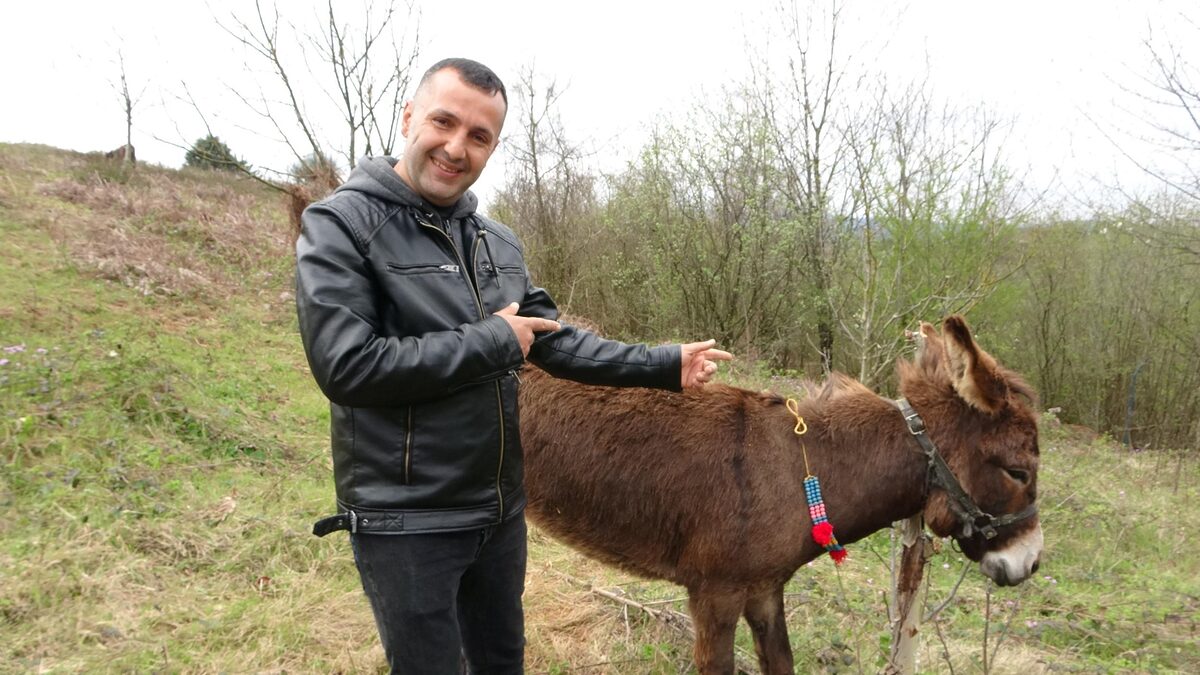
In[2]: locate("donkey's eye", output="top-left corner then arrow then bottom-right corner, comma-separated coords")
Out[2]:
1004,468 -> 1030,484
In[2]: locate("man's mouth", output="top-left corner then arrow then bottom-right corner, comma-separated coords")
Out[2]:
430,155 -> 464,176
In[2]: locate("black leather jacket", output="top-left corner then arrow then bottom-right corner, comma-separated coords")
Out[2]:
297,157 -> 681,534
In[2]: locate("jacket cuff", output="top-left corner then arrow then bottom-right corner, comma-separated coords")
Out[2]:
655,344 -> 683,392
482,314 -> 525,371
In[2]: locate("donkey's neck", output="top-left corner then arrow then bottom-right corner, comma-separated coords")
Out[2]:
797,392 -> 929,546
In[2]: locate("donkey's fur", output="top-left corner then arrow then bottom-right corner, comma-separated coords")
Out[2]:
520,316 -> 1041,674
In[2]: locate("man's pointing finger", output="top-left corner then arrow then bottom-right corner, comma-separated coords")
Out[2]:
534,318 -> 562,333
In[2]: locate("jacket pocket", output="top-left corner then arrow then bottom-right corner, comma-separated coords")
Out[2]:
479,262 -> 523,281
386,262 -> 461,275
478,263 -> 528,313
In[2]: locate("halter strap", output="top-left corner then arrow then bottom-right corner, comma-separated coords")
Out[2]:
895,398 -> 1038,540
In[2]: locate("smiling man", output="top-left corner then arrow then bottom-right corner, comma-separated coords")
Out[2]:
394,65 -> 505,207
295,58 -> 731,673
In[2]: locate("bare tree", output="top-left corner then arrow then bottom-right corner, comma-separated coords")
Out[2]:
1135,21 -> 1200,261
109,49 -> 145,166
492,65 -> 598,306
192,0 -> 421,229
837,79 -> 1027,387
1131,20 -> 1200,202
311,0 -> 420,168
1099,11 -> 1200,262
217,0 -> 421,178
753,0 -> 858,374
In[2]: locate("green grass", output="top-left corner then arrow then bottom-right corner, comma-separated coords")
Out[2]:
1,144 -> 1197,673
0,144 -> 361,672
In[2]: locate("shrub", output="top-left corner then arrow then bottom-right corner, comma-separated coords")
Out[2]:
285,152 -> 343,232
287,151 -> 340,186
185,135 -> 247,172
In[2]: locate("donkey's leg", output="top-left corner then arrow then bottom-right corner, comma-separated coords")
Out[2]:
743,583 -> 794,675
688,587 -> 745,675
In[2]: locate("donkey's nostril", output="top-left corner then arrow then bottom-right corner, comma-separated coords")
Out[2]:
1031,559 -> 1040,574
992,566 -> 1014,587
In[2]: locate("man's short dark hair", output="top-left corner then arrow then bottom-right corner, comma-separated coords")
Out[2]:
420,58 -> 508,108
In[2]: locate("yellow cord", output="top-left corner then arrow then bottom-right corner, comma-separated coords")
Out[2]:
786,398 -> 813,477
786,398 -> 807,435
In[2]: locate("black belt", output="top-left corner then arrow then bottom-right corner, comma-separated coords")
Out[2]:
312,511 -> 404,536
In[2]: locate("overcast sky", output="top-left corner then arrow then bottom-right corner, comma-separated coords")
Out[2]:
2,0 -> 1194,212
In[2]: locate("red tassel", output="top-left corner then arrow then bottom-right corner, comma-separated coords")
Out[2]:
812,521 -> 834,546
830,548 -> 848,564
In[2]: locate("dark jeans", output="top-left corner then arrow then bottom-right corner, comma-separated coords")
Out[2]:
351,514 -> 527,674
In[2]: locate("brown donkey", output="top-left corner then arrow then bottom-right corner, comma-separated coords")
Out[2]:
520,316 -> 1042,674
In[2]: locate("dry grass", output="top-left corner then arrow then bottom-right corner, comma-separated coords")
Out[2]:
38,171 -> 290,298
525,526 -> 700,673
0,145 -> 294,303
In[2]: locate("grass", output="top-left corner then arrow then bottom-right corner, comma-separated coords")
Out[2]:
1,143 -> 1197,673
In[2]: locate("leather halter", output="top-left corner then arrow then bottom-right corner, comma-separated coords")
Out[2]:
895,398 -> 1039,540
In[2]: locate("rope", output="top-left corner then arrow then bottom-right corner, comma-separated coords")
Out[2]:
786,398 -> 812,477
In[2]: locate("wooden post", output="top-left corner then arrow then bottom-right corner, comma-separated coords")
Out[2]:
886,516 -> 930,675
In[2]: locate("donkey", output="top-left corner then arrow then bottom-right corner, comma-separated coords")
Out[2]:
520,316 -> 1042,674
104,143 -> 136,164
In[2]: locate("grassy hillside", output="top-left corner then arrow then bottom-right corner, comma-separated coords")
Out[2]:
1,144 -> 1196,673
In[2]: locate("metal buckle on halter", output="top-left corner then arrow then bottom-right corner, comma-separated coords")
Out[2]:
975,515 -> 999,539
904,410 -> 925,435
896,398 -> 926,436
348,510 -> 358,534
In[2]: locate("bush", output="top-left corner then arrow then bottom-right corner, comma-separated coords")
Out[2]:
185,135 -> 246,172
285,152 -> 343,232
287,152 -> 340,186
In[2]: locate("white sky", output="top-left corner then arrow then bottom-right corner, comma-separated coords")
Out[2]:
2,0 -> 1194,212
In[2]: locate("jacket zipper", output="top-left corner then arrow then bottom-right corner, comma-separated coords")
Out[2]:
386,262 -> 461,274
417,216 -> 509,519
403,405 -> 413,484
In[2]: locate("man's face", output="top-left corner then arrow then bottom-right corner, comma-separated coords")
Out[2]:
395,68 -> 506,207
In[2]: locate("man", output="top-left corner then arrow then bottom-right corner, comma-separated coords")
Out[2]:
296,57 -> 731,673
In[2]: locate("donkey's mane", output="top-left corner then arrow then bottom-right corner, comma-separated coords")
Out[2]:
798,371 -> 874,402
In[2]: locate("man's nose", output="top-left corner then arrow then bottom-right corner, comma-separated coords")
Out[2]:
443,133 -> 467,160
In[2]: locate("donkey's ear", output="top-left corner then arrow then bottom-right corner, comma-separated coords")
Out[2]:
942,315 -> 1008,414
913,321 -> 945,373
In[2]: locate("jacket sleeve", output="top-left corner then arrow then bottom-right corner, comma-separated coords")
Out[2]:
295,202 -> 524,408
521,274 -> 682,391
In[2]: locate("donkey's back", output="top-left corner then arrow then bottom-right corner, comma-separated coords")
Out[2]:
520,366 -> 814,586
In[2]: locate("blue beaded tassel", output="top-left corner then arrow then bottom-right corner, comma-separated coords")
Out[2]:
804,474 -> 847,564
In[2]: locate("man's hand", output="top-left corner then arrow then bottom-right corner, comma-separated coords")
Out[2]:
680,340 -> 734,389
493,303 -> 561,358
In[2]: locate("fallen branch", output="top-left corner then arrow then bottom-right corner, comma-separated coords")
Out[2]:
589,585 -> 696,636
555,570 -> 761,674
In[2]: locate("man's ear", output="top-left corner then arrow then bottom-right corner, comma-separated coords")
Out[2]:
400,101 -> 413,137
942,315 -> 1008,414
